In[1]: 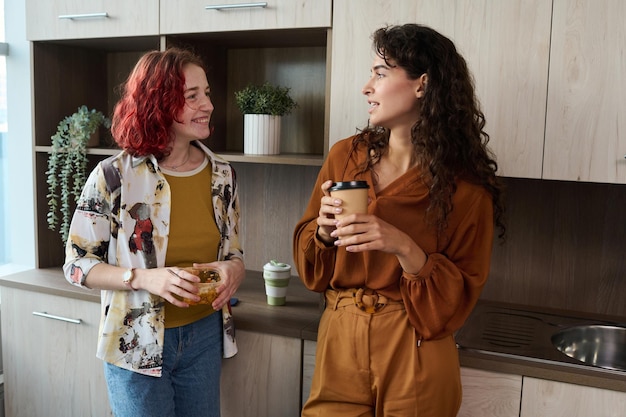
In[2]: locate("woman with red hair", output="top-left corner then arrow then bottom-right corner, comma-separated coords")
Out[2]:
64,48 -> 244,417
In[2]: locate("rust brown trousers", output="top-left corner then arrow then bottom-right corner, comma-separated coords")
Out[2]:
302,288 -> 462,417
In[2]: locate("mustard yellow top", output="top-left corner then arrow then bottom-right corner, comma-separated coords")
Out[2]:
163,157 -> 220,328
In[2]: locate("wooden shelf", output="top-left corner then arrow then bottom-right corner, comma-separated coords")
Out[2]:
35,146 -> 324,166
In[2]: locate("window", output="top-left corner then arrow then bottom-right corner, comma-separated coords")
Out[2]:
0,0 -> 36,273
0,0 -> 8,264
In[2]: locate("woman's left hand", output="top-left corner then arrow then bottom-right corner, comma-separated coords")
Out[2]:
331,214 -> 427,274
194,258 -> 245,310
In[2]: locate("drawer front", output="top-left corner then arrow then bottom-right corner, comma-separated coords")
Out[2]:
26,0 -> 160,41
161,0 -> 332,34
1,288 -> 110,416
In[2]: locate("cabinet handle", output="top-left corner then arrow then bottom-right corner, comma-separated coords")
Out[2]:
58,12 -> 109,20
205,2 -> 268,11
32,311 -> 82,324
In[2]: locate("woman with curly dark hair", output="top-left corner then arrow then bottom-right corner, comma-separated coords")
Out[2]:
294,24 -> 505,416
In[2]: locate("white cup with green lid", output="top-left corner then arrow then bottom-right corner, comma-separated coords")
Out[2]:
263,260 -> 292,306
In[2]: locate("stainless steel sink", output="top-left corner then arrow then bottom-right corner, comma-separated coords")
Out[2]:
455,302 -> 626,374
551,325 -> 626,372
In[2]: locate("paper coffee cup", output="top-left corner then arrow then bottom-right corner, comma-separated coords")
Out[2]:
328,181 -> 369,220
263,261 -> 291,306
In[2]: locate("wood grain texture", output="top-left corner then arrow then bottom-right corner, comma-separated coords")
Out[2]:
226,47 -> 327,155
544,0 -> 626,183
458,368 -> 522,417
221,330 -> 302,417
485,178 -> 626,317
1,287 -> 112,417
329,0 -> 551,178
301,340 -> 316,408
520,377 -> 626,417
160,0 -> 332,35
25,0 -> 159,41
233,162 -> 319,271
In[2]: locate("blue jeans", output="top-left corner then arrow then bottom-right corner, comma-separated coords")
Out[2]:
104,311 -> 223,417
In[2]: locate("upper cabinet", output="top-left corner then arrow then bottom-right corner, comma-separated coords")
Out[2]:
160,0 -> 332,34
329,0 -> 553,179
330,0 -> 625,184
543,0 -> 626,184
28,1 -> 329,268
25,0 -> 160,41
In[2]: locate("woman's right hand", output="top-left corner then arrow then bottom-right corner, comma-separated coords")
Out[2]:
316,179 -> 342,245
133,267 -> 201,307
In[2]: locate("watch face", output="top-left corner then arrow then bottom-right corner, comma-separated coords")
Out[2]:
123,269 -> 133,283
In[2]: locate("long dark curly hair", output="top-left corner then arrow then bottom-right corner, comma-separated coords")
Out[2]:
355,24 -> 505,240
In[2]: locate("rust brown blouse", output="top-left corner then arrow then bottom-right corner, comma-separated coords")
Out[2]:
293,136 -> 495,340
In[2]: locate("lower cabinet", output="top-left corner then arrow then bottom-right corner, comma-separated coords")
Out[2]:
0,285 -> 304,417
5,286 -> 624,417
458,368 -> 522,417
520,377 -> 626,417
221,330 -> 302,417
0,287 -> 112,417
301,339 -> 317,407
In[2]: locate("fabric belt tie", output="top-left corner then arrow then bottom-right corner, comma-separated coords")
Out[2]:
325,288 -> 403,314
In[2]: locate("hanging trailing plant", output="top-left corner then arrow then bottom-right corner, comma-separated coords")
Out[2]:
46,105 -> 111,244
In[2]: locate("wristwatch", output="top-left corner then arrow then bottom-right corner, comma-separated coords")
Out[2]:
122,268 -> 136,290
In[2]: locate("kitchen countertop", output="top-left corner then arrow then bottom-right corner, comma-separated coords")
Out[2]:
0,267 -> 322,341
1,268 -> 624,392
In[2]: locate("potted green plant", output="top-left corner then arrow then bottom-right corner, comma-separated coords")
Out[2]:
46,105 -> 111,244
235,82 -> 297,155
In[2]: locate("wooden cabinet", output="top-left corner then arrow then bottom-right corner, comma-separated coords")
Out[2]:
221,330 -> 303,417
164,31 -> 328,163
25,0 -> 159,41
0,286 -> 112,417
520,377 -> 626,417
301,339 -> 316,407
329,0 -> 552,179
161,0 -> 332,34
330,0 -> 625,184
458,368 -> 522,417
29,2 -> 329,268
32,39 -> 160,268
543,0 -> 626,184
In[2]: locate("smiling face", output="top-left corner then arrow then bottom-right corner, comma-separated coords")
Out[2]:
362,54 -> 426,133
171,63 -> 214,142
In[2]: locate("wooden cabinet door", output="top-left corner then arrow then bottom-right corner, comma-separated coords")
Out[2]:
521,377 -> 626,417
221,330 -> 302,417
160,0 -> 332,34
458,367 -> 522,417
301,339 -> 316,407
543,0 -> 626,184
25,0 -> 159,40
0,287 -> 112,417
329,0 -> 552,178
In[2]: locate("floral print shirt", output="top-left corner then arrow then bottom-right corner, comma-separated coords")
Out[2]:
63,141 -> 243,377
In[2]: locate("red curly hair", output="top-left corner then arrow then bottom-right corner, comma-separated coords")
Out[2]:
111,48 -> 206,158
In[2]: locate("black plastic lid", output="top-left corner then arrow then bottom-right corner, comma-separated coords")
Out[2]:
329,181 -> 369,191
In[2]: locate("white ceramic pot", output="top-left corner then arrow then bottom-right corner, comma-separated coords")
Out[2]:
243,114 -> 281,155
